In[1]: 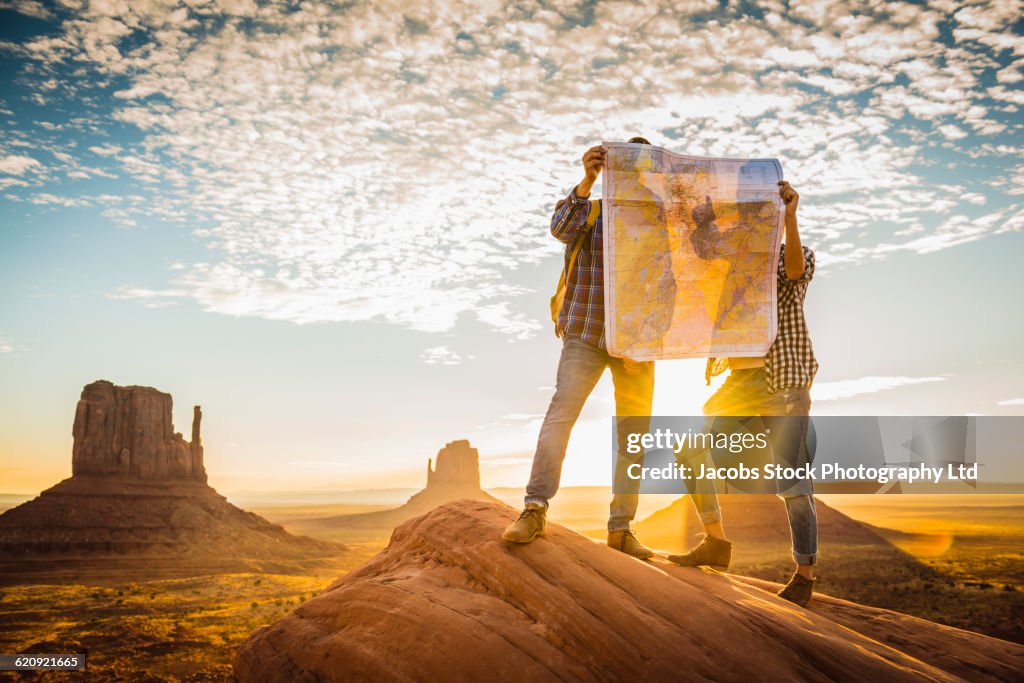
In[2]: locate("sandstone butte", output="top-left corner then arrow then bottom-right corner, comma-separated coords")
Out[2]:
234,499 -> 1023,682
0,380 -> 344,581
403,438 -> 501,514
297,439 -> 501,536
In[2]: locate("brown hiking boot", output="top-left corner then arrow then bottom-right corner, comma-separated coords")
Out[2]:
777,572 -> 815,607
608,529 -> 654,560
667,535 -> 732,570
501,503 -> 547,543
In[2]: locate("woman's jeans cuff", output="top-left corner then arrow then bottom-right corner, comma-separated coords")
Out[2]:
698,508 -> 722,524
793,552 -> 817,566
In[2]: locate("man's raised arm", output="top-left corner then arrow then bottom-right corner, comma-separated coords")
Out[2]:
778,180 -> 806,281
551,145 -> 606,244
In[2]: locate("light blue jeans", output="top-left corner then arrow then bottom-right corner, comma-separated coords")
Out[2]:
525,337 -> 653,532
686,368 -> 818,565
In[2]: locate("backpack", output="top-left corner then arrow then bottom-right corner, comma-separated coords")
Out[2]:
550,199 -> 602,337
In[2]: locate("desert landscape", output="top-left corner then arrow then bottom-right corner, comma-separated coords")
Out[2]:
4,0 -> 1023,679
3,490 -> 1021,681
2,496 -> 1023,681
0,383 -> 1022,681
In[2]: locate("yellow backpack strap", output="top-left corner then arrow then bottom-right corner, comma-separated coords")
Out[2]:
584,198 -> 601,228
566,200 -> 601,275
550,200 -> 602,335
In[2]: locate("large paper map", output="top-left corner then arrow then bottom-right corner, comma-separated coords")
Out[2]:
602,142 -> 785,361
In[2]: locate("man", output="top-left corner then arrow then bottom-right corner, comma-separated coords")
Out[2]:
669,178 -> 820,608
501,138 -> 656,559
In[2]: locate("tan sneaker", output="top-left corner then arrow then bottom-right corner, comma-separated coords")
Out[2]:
777,572 -> 815,607
608,529 -> 654,560
667,535 -> 732,570
501,503 -> 547,543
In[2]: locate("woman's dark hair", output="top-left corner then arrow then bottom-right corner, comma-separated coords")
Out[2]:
627,136 -> 651,145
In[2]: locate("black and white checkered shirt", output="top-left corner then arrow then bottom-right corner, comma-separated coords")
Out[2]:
706,245 -> 818,393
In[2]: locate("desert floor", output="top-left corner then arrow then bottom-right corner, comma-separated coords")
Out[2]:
0,492 -> 1020,681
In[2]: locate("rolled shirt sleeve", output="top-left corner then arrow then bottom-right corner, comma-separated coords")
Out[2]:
550,187 -> 596,244
778,245 -> 815,286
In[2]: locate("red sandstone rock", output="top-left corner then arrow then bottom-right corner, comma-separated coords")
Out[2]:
300,439 -> 499,534
426,439 -> 480,489
233,499 -> 1024,683
72,380 -> 206,483
0,380 -> 344,581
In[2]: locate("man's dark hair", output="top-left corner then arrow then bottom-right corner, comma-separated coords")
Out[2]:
627,136 -> 651,145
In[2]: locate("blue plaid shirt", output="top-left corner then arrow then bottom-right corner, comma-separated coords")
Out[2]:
551,187 -> 605,349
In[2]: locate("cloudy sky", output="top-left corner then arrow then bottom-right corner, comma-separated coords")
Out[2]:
1,0 -> 1022,495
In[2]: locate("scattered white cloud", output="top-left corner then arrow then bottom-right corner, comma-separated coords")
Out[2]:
421,345 -> 472,365
108,286 -> 187,308
87,144 -> 122,156
3,1 -> 1022,337
989,165 -> 1024,195
953,2 -> 1024,56
997,63 -> 1023,84
874,204 -> 1023,254
0,177 -> 29,190
0,1 -> 53,21
812,376 -> 946,402
0,334 -> 25,354
0,155 -> 40,175
937,124 -> 969,140
28,192 -> 88,207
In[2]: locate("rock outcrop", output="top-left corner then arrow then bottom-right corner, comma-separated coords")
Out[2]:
234,499 -> 1023,682
0,380 -> 344,582
403,439 -> 493,512
300,439 -> 499,537
425,439 -> 480,490
72,380 -> 206,482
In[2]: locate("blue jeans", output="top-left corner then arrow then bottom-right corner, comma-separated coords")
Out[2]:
525,337 -> 654,532
691,368 -> 817,565
672,445 -> 724,525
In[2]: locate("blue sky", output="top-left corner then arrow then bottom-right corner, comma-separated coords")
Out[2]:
1,0 -> 1022,494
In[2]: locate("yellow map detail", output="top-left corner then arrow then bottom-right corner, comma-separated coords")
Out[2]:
602,142 -> 784,361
